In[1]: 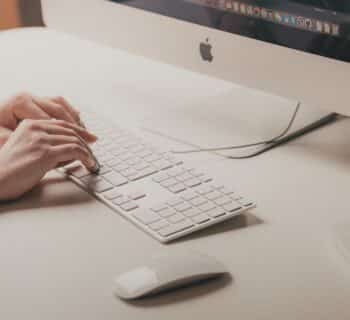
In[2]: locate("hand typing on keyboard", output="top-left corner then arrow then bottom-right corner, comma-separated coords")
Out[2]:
0,93 -> 98,201
61,111 -> 256,243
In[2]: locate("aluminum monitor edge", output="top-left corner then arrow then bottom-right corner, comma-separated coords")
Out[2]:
41,0 -> 350,116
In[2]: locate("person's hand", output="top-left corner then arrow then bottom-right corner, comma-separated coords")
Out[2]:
0,93 -> 83,148
0,119 -> 97,201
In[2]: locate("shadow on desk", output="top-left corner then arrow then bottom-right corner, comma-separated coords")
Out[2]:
124,273 -> 233,308
175,212 -> 264,243
0,175 -> 94,215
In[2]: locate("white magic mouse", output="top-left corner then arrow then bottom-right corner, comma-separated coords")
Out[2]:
114,251 -> 228,300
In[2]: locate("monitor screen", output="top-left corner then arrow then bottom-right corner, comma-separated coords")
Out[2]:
110,0 -> 350,63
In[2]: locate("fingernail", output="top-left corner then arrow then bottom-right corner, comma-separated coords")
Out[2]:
79,120 -> 87,129
88,157 -> 96,169
89,132 -> 98,141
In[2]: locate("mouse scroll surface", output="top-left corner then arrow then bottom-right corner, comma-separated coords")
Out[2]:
114,266 -> 159,299
114,252 -> 228,300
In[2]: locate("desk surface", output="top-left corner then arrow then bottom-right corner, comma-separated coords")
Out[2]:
0,28 -> 350,320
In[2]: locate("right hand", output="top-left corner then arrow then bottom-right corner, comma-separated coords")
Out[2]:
0,119 -> 97,201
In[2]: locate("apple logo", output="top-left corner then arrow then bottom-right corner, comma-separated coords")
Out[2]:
200,38 -> 213,62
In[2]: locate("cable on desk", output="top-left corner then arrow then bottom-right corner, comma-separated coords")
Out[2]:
171,102 -> 340,160
172,101 -> 301,154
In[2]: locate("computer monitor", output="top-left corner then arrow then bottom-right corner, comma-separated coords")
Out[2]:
42,0 -> 350,116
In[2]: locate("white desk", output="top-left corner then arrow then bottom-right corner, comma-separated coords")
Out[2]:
0,28 -> 350,320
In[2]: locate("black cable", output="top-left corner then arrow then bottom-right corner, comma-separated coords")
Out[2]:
225,112 -> 339,159
172,101 -> 301,154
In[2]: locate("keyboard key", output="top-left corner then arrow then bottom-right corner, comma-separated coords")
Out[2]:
207,207 -> 226,218
112,196 -> 131,206
66,163 -> 91,178
168,183 -> 186,194
190,170 -> 205,178
126,157 -> 142,166
220,187 -> 234,196
120,201 -> 139,212
120,153 -> 134,161
123,140 -> 140,149
137,149 -> 153,158
149,219 -> 170,231
196,185 -> 213,195
81,176 -> 114,193
190,197 -> 208,207
174,202 -> 192,213
192,214 -> 210,224
153,159 -> 173,170
133,210 -> 161,225
98,165 -> 112,175
130,167 -> 158,181
151,204 -> 168,213
103,171 -> 128,186
134,161 -> 150,171
168,213 -> 186,223
120,168 -> 138,178
159,207 -> 176,218
167,167 -> 185,177
158,220 -> 194,237
238,198 -> 254,207
113,163 -> 130,172
128,192 -> 146,201
161,178 -> 178,188
205,190 -> 222,201
200,175 -> 213,183
129,144 -> 146,153
165,156 -> 183,166
153,172 -> 169,183
110,147 -> 126,156
181,190 -> 198,201
176,172 -> 193,182
167,198 -> 184,207
105,157 -> 122,167
183,208 -> 201,218
79,175 -> 101,184
214,196 -> 232,206
102,189 -> 123,200
198,202 -> 216,212
223,202 -> 242,212
184,178 -> 202,188
144,153 -> 162,163
98,154 -> 115,163
211,184 -> 225,190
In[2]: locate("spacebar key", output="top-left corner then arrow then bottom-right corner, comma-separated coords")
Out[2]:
158,220 -> 194,237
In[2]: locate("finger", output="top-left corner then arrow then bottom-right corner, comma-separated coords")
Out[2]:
46,134 -> 88,148
35,119 -> 97,143
33,97 -> 77,124
51,96 -> 81,124
0,127 -> 11,148
49,143 -> 96,171
12,94 -> 51,122
46,134 -> 97,169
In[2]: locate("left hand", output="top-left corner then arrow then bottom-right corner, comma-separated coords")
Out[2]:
0,93 -> 83,148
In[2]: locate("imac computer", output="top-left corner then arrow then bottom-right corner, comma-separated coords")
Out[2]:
38,1 -> 350,242
42,0 -> 350,116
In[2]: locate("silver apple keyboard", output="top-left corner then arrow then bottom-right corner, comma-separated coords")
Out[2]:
60,112 -> 256,243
